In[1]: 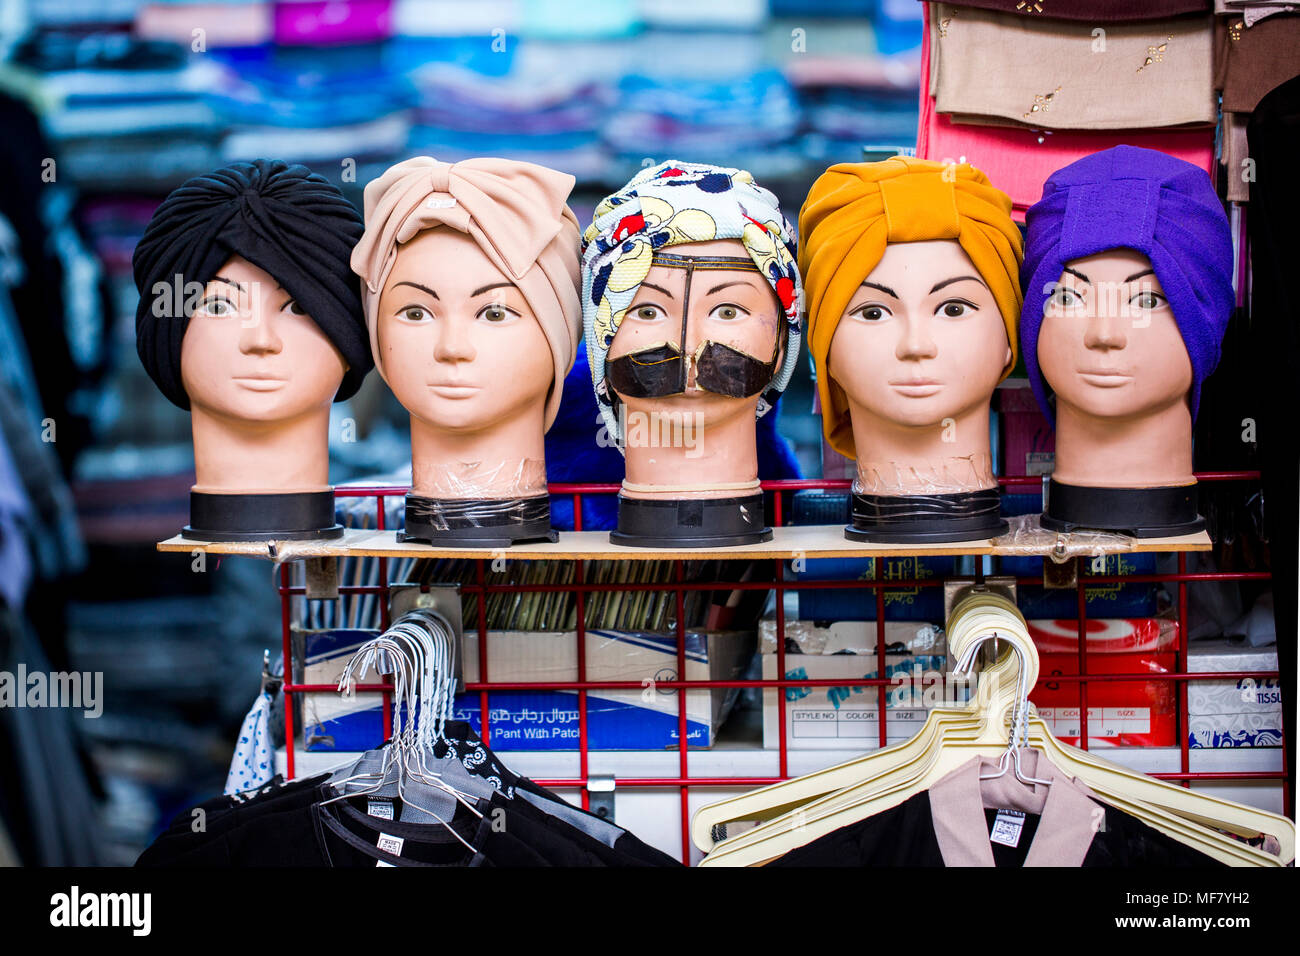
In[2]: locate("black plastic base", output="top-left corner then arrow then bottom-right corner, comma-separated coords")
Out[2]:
1041,479 -> 1205,538
398,493 -> 558,548
610,492 -> 772,548
181,490 -> 344,542
844,489 -> 1008,544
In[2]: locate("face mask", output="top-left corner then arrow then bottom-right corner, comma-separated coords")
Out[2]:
605,253 -> 785,399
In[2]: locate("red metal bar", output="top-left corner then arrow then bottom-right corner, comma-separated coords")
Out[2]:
280,562 -> 295,780
675,559 -> 689,862
1178,552 -> 1191,789
1077,567 -> 1088,752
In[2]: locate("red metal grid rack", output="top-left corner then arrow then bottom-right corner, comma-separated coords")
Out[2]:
277,472 -> 1287,864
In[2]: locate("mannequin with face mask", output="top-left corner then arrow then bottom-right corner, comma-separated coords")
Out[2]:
583,161 -> 803,547
352,156 -> 582,546
1021,146 -> 1234,536
800,156 -> 1023,542
133,160 -> 371,540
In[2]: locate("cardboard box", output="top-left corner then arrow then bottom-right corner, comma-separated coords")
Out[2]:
1029,618 -> 1179,747
1187,639 -> 1282,748
759,620 -> 952,750
297,627 -> 754,751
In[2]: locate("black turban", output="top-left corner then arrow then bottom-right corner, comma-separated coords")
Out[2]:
133,159 -> 371,410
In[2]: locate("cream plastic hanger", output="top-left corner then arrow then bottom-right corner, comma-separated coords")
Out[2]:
699,593 -> 1293,867
692,593 -> 1042,851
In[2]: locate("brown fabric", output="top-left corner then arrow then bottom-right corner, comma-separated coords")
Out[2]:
928,751 -> 1101,867
929,0 -> 1211,20
933,4 -> 1216,130
1215,13 -> 1300,111
1223,111 -> 1252,202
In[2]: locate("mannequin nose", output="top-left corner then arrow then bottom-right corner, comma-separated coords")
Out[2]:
1084,310 -> 1127,351
432,317 -> 476,363
896,317 -> 938,361
239,309 -> 282,354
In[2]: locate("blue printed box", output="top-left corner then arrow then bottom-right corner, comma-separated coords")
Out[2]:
296,627 -> 753,752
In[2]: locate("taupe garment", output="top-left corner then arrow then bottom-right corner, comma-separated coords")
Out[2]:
928,750 -> 1103,866
932,4 -> 1216,130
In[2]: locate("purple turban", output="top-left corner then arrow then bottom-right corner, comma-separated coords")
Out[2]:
1020,145 -> 1234,423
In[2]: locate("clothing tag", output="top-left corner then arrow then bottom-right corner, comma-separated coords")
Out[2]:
990,809 -> 1026,848
376,833 -> 404,856
367,799 -> 394,820
375,859 -> 396,868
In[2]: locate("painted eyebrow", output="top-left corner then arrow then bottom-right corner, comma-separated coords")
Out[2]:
638,281 -> 675,299
930,274 -> 988,294
392,280 -> 439,300
1124,269 -> 1156,284
1062,266 -> 1090,284
210,275 -> 285,292
470,281 -> 515,297
704,279 -> 761,296
860,280 -> 899,299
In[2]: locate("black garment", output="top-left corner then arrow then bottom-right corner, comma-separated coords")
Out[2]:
768,789 -> 1226,867
136,770 -> 681,867
1247,75 -> 1300,805
132,159 -> 371,410
436,721 -> 680,866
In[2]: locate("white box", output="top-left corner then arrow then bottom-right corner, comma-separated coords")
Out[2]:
1187,639 -> 1282,748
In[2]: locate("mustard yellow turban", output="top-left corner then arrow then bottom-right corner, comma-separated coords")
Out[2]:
799,156 -> 1023,460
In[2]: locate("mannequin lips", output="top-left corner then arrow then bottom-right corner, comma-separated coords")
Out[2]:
232,374 -> 289,392
889,378 -> 943,398
1078,368 -> 1133,388
427,382 -> 481,398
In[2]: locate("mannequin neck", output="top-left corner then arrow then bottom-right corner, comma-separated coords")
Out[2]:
190,404 -> 332,493
621,401 -> 760,500
409,410 -> 548,499
850,403 -> 997,495
1052,398 -> 1194,488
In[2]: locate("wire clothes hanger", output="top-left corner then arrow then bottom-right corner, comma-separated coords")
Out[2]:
318,621 -> 483,854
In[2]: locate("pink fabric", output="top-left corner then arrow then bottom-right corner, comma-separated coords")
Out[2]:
272,0 -> 392,45
916,2 -> 1215,218
352,156 -> 582,430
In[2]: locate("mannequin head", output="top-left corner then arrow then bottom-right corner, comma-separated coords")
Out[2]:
375,228 -> 554,435
582,161 -> 802,498
607,238 -> 784,446
181,254 -> 347,426
1020,146 -> 1235,489
800,157 -> 1023,494
352,156 -> 582,499
132,160 -> 370,495
1038,247 -> 1192,423
829,239 -> 1011,431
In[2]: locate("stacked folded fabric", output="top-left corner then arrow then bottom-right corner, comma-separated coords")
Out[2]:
770,15 -> 922,167
1213,3 -> 1300,200
3,31 -> 227,191
915,0 -> 1218,216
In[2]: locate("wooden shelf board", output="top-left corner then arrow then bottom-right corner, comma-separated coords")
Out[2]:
157,525 -> 1212,561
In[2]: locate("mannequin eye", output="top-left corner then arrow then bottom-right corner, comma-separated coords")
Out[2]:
937,299 -> 976,318
851,304 -> 890,322
199,296 -> 236,317
710,304 -> 748,321
478,304 -> 517,323
400,306 -> 431,323
284,299 -> 307,316
1049,286 -> 1083,309
630,304 -> 665,321
1131,290 -> 1166,310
